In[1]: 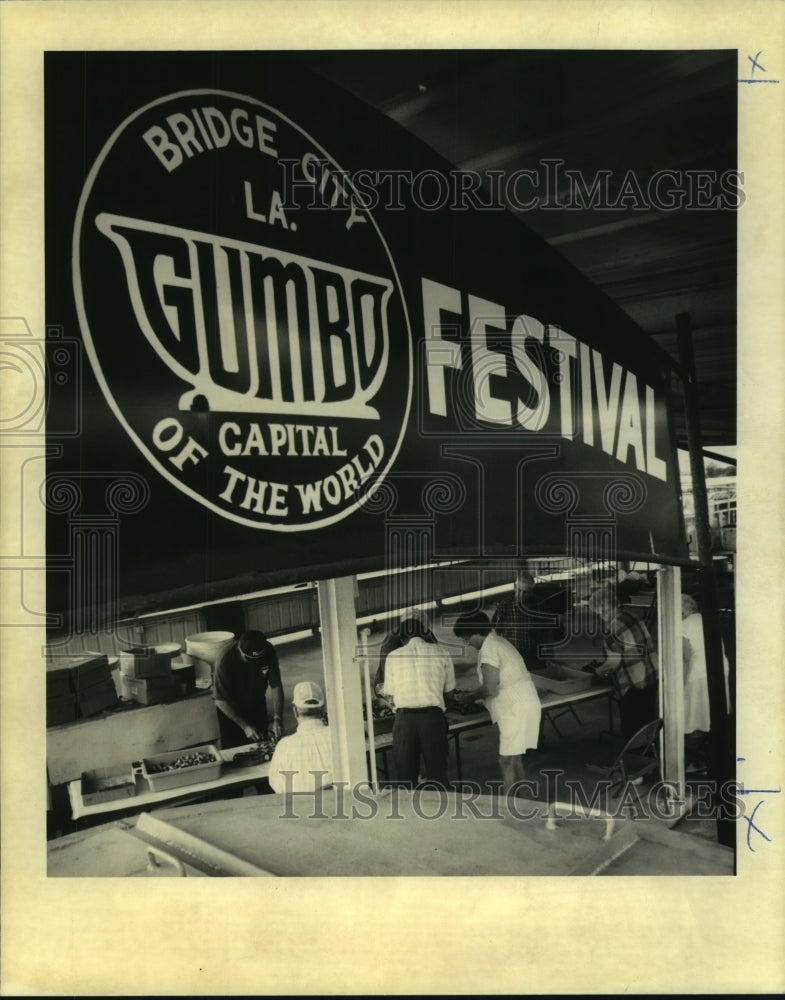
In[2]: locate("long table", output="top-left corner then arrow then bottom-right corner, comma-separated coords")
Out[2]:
68,684 -> 615,820
370,682 -> 615,781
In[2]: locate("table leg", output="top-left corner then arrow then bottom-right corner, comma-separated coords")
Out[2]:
543,711 -> 564,739
372,746 -> 391,781
453,732 -> 462,782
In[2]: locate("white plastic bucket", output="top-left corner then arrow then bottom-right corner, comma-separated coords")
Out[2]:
185,631 -> 235,682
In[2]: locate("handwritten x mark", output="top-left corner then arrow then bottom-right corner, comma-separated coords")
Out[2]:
743,800 -> 772,853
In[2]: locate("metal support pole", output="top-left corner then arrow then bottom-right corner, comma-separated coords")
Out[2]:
676,312 -> 734,849
359,627 -> 379,791
658,564 -> 685,815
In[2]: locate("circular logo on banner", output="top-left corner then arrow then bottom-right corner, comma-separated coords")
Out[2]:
74,89 -> 411,530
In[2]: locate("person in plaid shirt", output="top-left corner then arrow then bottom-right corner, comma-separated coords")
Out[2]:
589,582 -> 659,739
381,615 -> 456,789
373,605 -> 438,694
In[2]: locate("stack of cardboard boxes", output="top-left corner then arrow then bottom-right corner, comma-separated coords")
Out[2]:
46,653 -> 118,727
119,646 -> 176,705
46,662 -> 77,727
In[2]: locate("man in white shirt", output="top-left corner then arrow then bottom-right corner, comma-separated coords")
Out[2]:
381,615 -> 456,789
268,681 -> 333,793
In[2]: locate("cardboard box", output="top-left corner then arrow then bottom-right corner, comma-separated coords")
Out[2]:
119,646 -> 173,679
121,674 -> 176,705
77,678 -> 119,718
46,653 -> 113,692
80,764 -> 136,806
47,692 -> 78,727
61,653 -> 112,690
45,666 -> 72,699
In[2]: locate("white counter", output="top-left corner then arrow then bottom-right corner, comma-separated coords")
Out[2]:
47,689 -> 219,786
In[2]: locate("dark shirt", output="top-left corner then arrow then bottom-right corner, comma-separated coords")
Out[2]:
213,641 -> 282,747
491,594 -> 553,669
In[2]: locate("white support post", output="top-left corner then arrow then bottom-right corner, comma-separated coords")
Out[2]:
317,576 -> 369,788
657,564 -> 685,815
359,627 -> 379,791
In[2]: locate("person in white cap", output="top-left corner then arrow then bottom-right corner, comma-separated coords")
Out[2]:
268,681 -> 333,793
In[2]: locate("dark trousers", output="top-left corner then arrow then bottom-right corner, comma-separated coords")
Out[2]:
619,684 -> 659,741
392,708 -> 449,788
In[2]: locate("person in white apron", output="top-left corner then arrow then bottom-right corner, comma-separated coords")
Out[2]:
453,610 -> 541,793
681,593 -> 731,736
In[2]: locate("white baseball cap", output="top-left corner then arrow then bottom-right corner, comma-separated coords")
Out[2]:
293,681 -> 325,709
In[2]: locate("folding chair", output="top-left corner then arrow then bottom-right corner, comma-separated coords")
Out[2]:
586,717 -> 663,796
540,702 -> 583,739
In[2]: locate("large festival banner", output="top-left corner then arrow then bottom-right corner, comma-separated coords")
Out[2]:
45,51 -> 687,625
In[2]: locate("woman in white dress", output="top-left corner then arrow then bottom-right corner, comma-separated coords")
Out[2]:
453,610 -> 541,792
681,593 -> 730,736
